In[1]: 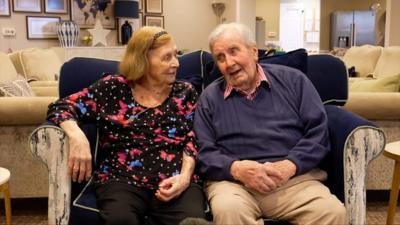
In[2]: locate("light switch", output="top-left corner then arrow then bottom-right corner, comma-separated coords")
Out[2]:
2,27 -> 16,37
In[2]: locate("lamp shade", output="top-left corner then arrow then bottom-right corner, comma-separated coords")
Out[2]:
114,0 -> 139,18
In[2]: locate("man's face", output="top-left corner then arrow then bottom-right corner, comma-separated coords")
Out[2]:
211,31 -> 258,91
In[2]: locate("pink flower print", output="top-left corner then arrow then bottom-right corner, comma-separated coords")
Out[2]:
172,97 -> 185,115
129,148 -> 143,157
117,152 -> 127,165
160,150 -> 176,162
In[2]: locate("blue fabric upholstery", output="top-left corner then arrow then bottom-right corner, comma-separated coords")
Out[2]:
58,51 -> 367,225
320,105 -> 375,202
259,48 -> 308,75
307,55 -> 348,106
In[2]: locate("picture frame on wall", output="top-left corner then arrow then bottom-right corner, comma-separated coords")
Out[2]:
145,0 -> 162,14
0,0 -> 10,16
145,15 -> 163,28
139,12 -> 143,26
138,0 -> 142,11
26,16 -> 60,39
71,0 -> 115,29
45,0 -> 67,13
12,0 -> 41,12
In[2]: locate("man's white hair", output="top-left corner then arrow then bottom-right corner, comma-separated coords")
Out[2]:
208,22 -> 256,52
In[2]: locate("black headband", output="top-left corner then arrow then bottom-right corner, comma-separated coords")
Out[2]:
153,31 -> 168,41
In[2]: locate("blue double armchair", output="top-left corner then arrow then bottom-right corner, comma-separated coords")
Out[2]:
29,49 -> 385,225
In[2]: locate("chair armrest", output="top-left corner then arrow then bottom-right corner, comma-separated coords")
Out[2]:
323,105 -> 385,225
29,123 -> 71,225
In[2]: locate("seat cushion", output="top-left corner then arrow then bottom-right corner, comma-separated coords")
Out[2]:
0,74 -> 36,97
0,52 -> 18,82
19,48 -> 63,81
349,74 -> 400,92
342,45 -> 382,77
373,46 -> 400,78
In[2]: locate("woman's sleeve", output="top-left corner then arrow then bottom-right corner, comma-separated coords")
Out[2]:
181,83 -> 199,158
46,75 -> 112,125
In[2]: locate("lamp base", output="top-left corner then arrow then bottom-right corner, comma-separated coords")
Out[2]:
121,21 -> 132,45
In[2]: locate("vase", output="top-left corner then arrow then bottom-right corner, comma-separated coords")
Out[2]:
57,20 -> 80,47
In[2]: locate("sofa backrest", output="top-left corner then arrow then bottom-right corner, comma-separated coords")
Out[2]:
342,45 -> 382,77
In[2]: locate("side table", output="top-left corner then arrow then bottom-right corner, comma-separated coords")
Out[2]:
0,167 -> 11,225
383,141 -> 400,225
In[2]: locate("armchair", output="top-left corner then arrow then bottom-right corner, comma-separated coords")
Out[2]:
29,51 -> 385,225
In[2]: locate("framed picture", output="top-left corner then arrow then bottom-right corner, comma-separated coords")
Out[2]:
44,0 -> 67,13
139,12 -> 143,26
71,0 -> 115,29
12,0 -> 41,12
0,0 -> 10,16
26,16 -> 60,39
145,0 -> 162,14
145,15 -> 163,28
138,0 -> 142,11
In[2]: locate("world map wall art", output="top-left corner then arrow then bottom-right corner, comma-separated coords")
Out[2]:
71,0 -> 115,29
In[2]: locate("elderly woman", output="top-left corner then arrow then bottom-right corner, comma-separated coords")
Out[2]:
46,26 -> 205,225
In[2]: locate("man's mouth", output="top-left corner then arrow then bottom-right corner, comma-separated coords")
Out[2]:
229,69 -> 241,77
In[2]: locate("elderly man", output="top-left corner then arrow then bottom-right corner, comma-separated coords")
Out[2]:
194,22 -> 347,225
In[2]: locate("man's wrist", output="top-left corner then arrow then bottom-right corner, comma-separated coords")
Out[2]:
230,160 -> 240,180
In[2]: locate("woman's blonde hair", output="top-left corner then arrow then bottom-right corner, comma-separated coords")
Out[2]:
119,26 -> 173,81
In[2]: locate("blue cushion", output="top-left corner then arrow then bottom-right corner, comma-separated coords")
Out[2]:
259,48 -> 308,75
176,50 -> 214,94
59,57 -> 119,98
307,55 -> 348,106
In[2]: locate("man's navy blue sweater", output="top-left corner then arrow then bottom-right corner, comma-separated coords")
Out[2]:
194,63 -> 330,181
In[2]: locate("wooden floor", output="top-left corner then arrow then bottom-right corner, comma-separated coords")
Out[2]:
0,199 -> 399,225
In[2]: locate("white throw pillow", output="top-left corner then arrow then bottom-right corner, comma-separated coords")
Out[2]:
19,48 -> 62,81
0,74 -> 36,97
373,46 -> 400,78
0,52 -> 18,82
342,45 -> 382,77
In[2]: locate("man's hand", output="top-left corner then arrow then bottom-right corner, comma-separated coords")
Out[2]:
264,159 -> 297,186
155,173 -> 191,202
230,160 -> 284,194
61,121 -> 93,183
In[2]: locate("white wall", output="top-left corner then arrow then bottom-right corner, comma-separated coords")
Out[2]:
163,0 -> 217,52
385,0 -> 400,46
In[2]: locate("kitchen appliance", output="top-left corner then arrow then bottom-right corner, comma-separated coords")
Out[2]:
330,10 -> 376,49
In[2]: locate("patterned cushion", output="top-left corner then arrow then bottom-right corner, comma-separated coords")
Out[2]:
0,74 -> 36,97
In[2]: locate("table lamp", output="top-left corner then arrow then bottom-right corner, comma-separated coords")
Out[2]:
114,0 -> 139,45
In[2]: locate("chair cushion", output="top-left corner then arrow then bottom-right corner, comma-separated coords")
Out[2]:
373,46 -> 400,78
176,50 -> 214,94
0,74 -> 36,97
307,54 -> 348,105
59,57 -> 119,98
342,45 -> 382,77
19,48 -> 63,81
259,48 -> 308,75
0,52 -> 18,82
349,74 -> 400,92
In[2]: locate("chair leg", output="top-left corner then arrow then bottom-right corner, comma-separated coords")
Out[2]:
1,181 -> 11,225
387,161 -> 400,225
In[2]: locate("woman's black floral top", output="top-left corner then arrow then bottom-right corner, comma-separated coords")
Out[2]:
47,74 -> 199,189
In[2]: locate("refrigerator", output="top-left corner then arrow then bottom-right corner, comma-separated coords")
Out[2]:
330,10 -> 376,49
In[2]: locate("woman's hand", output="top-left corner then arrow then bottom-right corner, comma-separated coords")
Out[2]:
155,173 -> 191,202
61,120 -> 93,183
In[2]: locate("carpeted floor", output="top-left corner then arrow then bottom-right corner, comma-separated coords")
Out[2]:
0,199 -> 399,225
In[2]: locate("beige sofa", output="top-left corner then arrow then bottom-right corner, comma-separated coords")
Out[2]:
0,48 -> 61,198
341,45 -> 400,190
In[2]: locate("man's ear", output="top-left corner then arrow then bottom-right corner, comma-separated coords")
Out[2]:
252,44 -> 259,61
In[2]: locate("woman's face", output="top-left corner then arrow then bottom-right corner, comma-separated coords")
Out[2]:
146,40 -> 179,86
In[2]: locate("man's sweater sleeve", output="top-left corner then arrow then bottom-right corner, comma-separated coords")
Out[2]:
286,72 -> 330,176
194,96 -> 238,181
